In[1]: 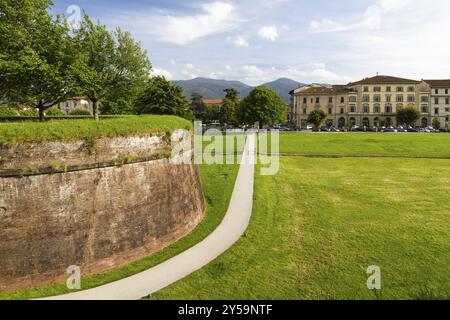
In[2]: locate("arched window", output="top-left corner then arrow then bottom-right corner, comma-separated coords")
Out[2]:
374,117 -> 380,127
338,117 -> 346,128
349,117 -> 356,126
362,117 -> 370,127
421,118 -> 428,128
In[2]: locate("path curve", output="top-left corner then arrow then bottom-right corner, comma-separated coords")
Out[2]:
41,133 -> 256,300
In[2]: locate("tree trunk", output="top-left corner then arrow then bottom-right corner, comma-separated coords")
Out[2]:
93,100 -> 99,121
38,107 -> 45,122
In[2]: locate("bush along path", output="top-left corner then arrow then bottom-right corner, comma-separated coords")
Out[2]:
41,133 -> 256,300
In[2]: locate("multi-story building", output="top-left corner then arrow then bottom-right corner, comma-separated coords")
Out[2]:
289,75 -> 446,129
424,80 -> 450,128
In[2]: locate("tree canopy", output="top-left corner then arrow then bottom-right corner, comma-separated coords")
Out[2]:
237,86 -> 286,127
136,76 -> 193,120
307,110 -> 327,130
396,106 -> 420,127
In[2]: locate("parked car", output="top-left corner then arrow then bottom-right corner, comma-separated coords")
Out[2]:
419,127 -> 431,133
320,126 -> 329,132
328,127 -> 340,132
383,126 -> 398,133
396,126 -> 407,133
365,126 -> 378,132
350,125 -> 363,132
407,127 -> 419,133
439,128 -> 449,133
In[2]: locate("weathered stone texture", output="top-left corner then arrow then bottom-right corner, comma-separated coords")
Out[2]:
0,134 -> 204,291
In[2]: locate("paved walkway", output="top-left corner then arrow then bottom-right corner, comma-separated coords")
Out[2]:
42,133 -> 256,300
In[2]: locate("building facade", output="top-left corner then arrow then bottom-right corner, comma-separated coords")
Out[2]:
290,75 -> 450,129
55,96 -> 94,115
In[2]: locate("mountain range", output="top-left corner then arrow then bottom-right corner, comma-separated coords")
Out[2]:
173,77 -> 305,102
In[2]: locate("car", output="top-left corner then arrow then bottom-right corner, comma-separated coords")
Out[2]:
383,127 -> 398,133
350,125 -> 363,132
439,128 -> 449,133
328,127 -> 340,132
365,126 -> 378,132
396,126 -> 407,133
419,128 -> 431,133
320,126 -> 329,132
407,127 -> 419,133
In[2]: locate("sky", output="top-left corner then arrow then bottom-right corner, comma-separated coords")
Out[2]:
53,0 -> 450,86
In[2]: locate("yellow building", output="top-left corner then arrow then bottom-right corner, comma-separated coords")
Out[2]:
290,75 -> 433,128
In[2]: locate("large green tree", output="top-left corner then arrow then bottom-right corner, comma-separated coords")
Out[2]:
136,76 -> 193,120
219,88 -> 239,126
307,109 -> 327,130
0,0 -> 76,121
237,86 -> 286,127
396,106 -> 420,127
72,15 -> 151,120
190,92 -> 208,121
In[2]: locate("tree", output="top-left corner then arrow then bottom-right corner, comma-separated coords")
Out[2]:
136,76 -> 193,120
0,0 -> 76,121
432,117 -> 441,130
219,88 -> 239,126
396,106 -> 420,127
191,92 -> 208,121
237,86 -> 286,128
307,110 -> 327,130
72,15 -> 151,120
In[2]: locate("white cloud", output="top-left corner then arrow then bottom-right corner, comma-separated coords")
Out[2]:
151,68 -> 173,80
185,63 -> 195,70
152,1 -> 235,45
229,35 -> 250,47
258,25 -> 279,42
170,59 -> 176,65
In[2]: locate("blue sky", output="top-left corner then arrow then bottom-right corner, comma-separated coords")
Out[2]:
54,0 -> 450,85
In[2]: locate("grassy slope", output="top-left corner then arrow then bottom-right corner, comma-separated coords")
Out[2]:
279,133 -> 450,157
0,163 -> 239,300
0,115 -> 192,145
154,158 -> 450,300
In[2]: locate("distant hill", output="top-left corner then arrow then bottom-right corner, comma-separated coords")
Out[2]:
262,78 -> 305,102
173,77 -> 305,102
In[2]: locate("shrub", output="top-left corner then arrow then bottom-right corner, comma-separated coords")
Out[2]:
20,108 -> 39,117
0,107 -> 20,117
69,106 -> 92,116
46,107 -> 65,117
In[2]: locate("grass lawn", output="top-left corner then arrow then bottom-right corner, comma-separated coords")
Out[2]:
0,163 -> 239,300
154,157 -> 450,300
0,115 -> 192,145
278,133 -> 450,157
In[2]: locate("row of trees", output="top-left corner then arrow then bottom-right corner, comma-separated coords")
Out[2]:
0,0 -> 151,121
0,0 -> 287,127
190,86 -> 287,127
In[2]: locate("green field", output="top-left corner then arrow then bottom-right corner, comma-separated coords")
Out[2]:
0,163 -> 239,300
154,136 -> 450,300
0,115 -> 192,145
278,133 -> 450,157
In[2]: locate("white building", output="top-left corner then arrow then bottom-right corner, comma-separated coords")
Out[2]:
425,80 -> 450,128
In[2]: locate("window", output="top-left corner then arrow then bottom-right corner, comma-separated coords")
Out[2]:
374,86 -> 381,92
350,106 -> 356,113
316,97 -> 320,104
386,86 -> 391,92
397,87 -> 404,92
408,95 -> 415,103
396,95 -> 404,102
445,108 -> 450,112
421,96 -> 429,103
374,95 -> 381,102
374,104 -> 381,113
385,106 -> 392,113
446,98 -> 450,105
364,86 -> 369,92
363,95 -> 370,102
340,108 -> 344,114
435,89 -> 439,94
408,86 -> 415,92
386,95 -> 392,102
329,97 -> 333,104
349,96 -> 357,103
340,97 -> 345,104
303,108 -> 307,114
363,105 -> 370,113
435,108 -> 439,115
421,106 -> 428,113
446,89 -> 449,94
303,97 -> 307,104
435,98 -> 439,104
327,108 -> 331,114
